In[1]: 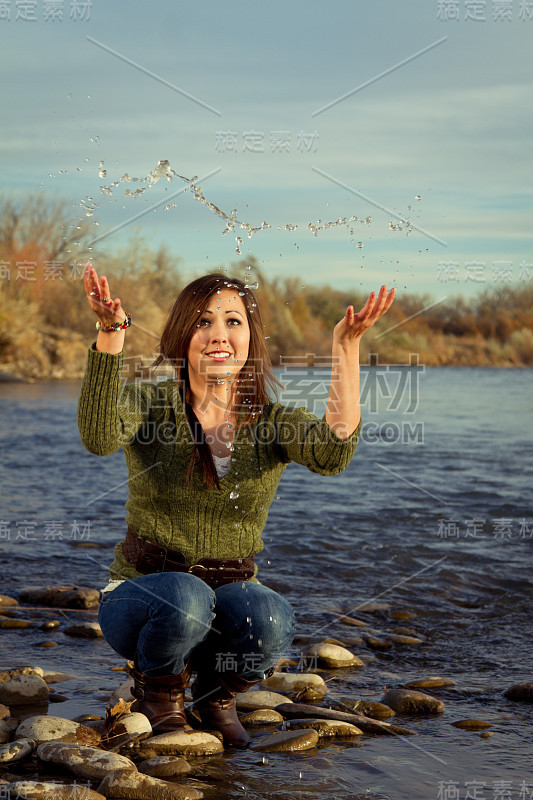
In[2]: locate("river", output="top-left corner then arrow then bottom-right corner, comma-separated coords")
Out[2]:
0,363 -> 531,799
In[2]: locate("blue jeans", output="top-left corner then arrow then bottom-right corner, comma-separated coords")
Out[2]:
98,573 -> 296,680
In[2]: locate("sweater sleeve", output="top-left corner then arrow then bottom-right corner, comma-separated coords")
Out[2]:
265,402 -> 362,476
77,342 -> 156,457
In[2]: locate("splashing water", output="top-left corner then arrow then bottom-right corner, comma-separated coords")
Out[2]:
98,159 -> 376,243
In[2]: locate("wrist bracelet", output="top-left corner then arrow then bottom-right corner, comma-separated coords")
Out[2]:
96,313 -> 131,332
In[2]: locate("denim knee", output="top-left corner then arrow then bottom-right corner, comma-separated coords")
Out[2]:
214,582 -> 296,655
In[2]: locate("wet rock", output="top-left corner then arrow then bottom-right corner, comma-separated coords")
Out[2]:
504,682 -> 533,702
138,755 -> 193,779
336,699 -> 395,719
235,690 -> 292,711
390,609 -> 414,620
9,780 -> 106,799
337,615 -> 366,627
357,601 -> 390,613
2,718 -> 20,735
283,718 -> 362,737
405,677 -> 456,690
41,671 -> 76,685
0,704 -> 10,719
48,692 -> 69,703
18,586 -> 100,609
250,728 -> 319,752
0,618 -> 33,629
0,667 -> 44,684
98,768 -> 203,799
109,679 -> 135,706
261,672 -> 327,700
0,595 -> 18,607
480,731 -> 494,739
0,720 -> 10,744
103,713 -> 152,749
386,633 -> 422,645
39,621 -> 60,631
0,675 -> 49,706
304,643 -> 363,668
452,720 -> 492,730
381,688 -> 445,714
275,702 -> 416,736
363,635 -> 393,650
33,642 -> 58,648
392,626 -> 417,636
36,742 -> 136,780
15,715 -> 101,747
0,738 -> 36,764
239,709 -> 284,726
63,622 -> 103,639
143,730 -> 223,756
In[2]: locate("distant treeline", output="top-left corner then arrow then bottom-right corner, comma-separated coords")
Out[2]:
0,194 -> 532,380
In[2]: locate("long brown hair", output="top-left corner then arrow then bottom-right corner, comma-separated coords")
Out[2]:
150,273 -> 282,488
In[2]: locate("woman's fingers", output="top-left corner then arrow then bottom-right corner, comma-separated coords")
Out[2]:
99,275 -> 113,305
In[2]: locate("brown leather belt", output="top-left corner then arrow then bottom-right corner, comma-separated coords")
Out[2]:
122,527 -> 255,588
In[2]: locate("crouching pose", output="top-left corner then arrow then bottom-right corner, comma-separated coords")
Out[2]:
78,266 -> 394,746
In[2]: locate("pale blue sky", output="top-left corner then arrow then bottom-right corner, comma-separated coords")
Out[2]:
2,0 -> 532,300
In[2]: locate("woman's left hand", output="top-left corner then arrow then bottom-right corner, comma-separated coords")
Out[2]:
333,285 -> 396,344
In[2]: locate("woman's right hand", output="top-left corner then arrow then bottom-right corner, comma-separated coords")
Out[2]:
84,262 -> 126,326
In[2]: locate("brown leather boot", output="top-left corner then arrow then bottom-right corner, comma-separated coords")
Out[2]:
130,661 -> 192,733
191,671 -> 260,747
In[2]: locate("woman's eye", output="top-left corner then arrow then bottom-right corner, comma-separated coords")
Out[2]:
198,317 -> 241,327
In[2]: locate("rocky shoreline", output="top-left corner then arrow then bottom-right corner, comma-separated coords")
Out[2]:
0,588 -> 531,799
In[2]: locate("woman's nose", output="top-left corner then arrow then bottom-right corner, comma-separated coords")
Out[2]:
209,321 -> 228,343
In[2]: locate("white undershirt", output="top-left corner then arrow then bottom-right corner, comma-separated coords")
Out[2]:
100,454 -> 232,596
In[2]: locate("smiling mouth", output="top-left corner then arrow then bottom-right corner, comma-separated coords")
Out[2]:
205,352 -> 232,360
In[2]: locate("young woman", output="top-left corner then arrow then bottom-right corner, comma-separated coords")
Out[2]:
78,264 -> 394,747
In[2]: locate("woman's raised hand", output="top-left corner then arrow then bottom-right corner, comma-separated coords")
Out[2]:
84,262 -> 126,326
333,285 -> 396,344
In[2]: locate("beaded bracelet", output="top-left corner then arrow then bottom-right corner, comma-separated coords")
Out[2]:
96,313 -> 132,332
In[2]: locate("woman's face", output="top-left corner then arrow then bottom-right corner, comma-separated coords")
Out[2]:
187,288 -> 251,390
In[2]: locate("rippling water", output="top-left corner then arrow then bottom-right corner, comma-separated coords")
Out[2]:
0,366 -> 531,799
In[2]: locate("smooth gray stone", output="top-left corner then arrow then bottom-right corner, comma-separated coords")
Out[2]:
381,688 -> 445,714
275,702 -> 416,735
8,779 -> 106,799
0,738 -> 36,764
97,768 -> 203,799
36,742 -> 136,780
0,676 -> 49,706
250,728 -> 319,752
504,682 -> 533,702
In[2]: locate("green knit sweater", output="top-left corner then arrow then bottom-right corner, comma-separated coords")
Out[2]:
77,342 -> 362,583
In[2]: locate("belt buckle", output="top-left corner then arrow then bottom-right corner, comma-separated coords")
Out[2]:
187,564 -> 205,575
